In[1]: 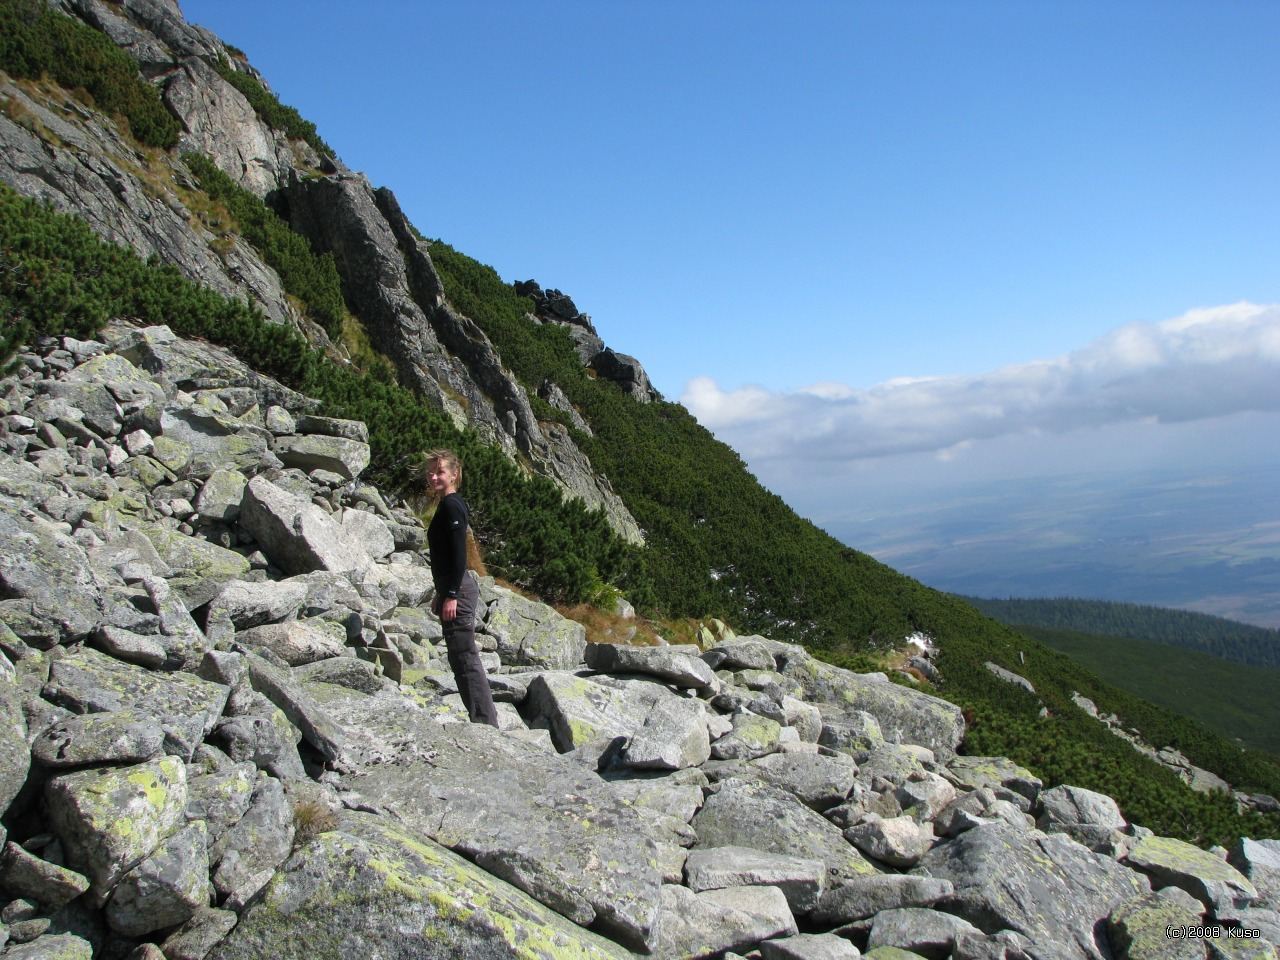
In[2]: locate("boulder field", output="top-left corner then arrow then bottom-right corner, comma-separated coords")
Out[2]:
0,326 -> 1276,959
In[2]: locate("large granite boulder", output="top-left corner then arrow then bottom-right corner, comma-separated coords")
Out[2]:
314,685 -> 663,951
778,656 -> 965,760
914,822 -> 1151,960
206,812 -> 632,960
692,779 -> 877,882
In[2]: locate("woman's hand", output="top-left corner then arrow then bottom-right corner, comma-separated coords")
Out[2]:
440,597 -> 458,621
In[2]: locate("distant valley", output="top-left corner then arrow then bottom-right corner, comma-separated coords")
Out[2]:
825,463 -> 1280,628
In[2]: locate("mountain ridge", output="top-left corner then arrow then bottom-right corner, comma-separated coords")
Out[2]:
960,595 -> 1280,671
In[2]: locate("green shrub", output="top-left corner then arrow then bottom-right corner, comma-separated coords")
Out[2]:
0,0 -> 180,149
183,153 -> 345,338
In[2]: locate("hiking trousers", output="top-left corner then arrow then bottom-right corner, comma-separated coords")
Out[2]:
439,572 -> 499,727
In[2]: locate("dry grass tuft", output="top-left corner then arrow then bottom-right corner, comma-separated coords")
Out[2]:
292,798 -> 338,849
556,603 -> 660,646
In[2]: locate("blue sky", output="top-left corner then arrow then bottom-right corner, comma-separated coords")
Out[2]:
180,1 -> 1280,624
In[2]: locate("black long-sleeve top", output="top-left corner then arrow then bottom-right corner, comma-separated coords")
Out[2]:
427,492 -> 470,598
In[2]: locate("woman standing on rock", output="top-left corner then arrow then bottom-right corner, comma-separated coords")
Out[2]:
423,449 -> 499,727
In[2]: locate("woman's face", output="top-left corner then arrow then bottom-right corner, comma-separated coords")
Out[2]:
427,460 -> 459,496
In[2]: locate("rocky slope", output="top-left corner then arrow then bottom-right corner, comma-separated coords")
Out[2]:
0,326 -> 1277,960
0,0 -> 643,544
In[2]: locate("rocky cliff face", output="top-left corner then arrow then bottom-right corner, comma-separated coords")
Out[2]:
0,325 -> 1277,960
0,0 -> 643,545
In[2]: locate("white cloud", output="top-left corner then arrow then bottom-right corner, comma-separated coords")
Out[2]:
681,302 -> 1280,463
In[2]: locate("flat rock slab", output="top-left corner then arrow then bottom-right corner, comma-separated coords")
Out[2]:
685,844 -> 827,913
653,883 -> 796,960
914,822 -> 1150,960
205,811 -> 631,960
778,657 -> 965,760
585,642 -> 716,690
42,646 -> 230,761
1125,834 -> 1259,913
315,685 -> 662,952
523,671 -> 671,754
691,779 -> 876,883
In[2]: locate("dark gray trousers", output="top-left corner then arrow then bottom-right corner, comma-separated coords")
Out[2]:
439,573 -> 499,727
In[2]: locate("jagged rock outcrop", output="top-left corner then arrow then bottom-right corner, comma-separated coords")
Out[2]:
2,0 -> 644,543
0,328 -> 1274,959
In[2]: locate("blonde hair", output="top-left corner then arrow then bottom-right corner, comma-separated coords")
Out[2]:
420,448 -> 462,490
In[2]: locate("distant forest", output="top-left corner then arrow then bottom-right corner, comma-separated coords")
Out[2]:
960,596 -> 1280,671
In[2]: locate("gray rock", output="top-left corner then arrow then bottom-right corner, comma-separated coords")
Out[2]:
896,773 -> 959,822
523,671 -> 666,754
984,662 -> 1035,694
243,652 -> 345,763
653,883 -> 795,960
685,845 -> 827,913
914,822 -> 1151,960
1229,839 -> 1280,909
106,822 -> 211,937
2,933 -> 94,959
589,348 -> 657,403
90,625 -> 167,669
44,756 -> 188,906
88,530 -> 172,580
1106,888 -> 1207,960
273,434 -> 370,481
211,776 -> 294,909
844,814 -> 932,868
782,694 -> 824,742
156,405 -> 278,481
811,874 -> 956,925
140,527 -> 251,611
819,711 -> 887,760
867,907 -> 984,960
1037,784 -> 1127,852
207,578 -> 309,631
206,811 -> 630,959
235,619 -> 347,666
0,841 -> 90,911
338,507 -> 395,559
625,695 -> 711,770
857,743 -> 928,787
704,638 -> 778,672
1124,834 -> 1258,914
294,656 -> 394,695
779,657 -> 965,760
692,779 -> 877,882
211,711 -> 307,781
760,933 -> 863,959
317,685 -> 662,951
484,590 -> 587,669
0,670 -> 29,815
239,475 -> 372,576
741,751 -> 859,811
712,711 -> 786,761
193,468 -> 248,523
160,906 -> 241,960
30,710 -> 166,768
0,511 -> 103,641
185,762 -> 258,844
43,646 -> 229,760
585,642 -> 716,689
945,755 -> 1043,808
